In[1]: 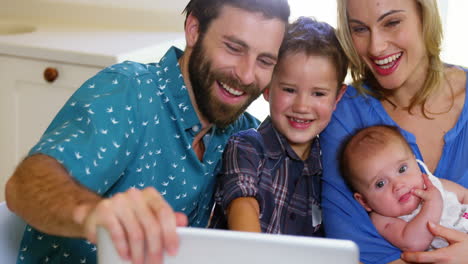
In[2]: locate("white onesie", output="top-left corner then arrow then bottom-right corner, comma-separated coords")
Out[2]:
398,160 -> 468,249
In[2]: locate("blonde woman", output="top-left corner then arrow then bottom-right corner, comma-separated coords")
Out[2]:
320,0 -> 468,263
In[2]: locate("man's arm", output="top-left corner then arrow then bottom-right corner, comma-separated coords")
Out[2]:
6,154 -> 187,264
6,154 -> 100,237
227,197 -> 261,232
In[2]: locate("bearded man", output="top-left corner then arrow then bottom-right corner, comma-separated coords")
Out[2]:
5,0 -> 289,263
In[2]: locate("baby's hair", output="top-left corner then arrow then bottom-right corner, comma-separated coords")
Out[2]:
339,125 -> 410,192
277,16 -> 348,86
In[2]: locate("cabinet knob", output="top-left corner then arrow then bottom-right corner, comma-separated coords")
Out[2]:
44,67 -> 59,83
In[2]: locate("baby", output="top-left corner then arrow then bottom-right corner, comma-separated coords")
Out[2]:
340,125 -> 468,251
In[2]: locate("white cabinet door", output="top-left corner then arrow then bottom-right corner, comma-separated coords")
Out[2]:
0,55 -> 102,201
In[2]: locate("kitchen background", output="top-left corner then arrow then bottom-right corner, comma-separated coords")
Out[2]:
0,0 -> 466,201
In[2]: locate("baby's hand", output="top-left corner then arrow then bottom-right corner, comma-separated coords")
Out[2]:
411,174 -> 442,205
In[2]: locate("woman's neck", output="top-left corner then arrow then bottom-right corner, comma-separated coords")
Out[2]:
384,56 -> 431,109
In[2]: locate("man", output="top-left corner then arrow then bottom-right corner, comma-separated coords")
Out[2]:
5,0 -> 289,263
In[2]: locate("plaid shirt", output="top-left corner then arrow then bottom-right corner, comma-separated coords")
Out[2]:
211,117 -> 323,236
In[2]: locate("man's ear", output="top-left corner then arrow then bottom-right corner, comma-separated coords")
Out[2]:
354,192 -> 372,212
185,13 -> 200,48
262,87 -> 271,102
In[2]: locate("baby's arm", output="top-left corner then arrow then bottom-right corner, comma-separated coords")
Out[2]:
227,197 -> 262,232
372,174 -> 443,251
440,178 -> 468,204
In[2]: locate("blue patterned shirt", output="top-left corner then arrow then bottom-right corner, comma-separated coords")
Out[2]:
210,117 -> 323,236
17,47 -> 259,264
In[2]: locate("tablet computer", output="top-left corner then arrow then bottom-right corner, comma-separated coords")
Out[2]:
97,227 -> 359,264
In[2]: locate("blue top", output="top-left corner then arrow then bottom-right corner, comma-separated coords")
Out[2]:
320,69 -> 468,264
17,47 -> 259,264
211,117 -> 323,236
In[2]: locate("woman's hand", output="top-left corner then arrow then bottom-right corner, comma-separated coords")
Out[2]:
401,222 -> 468,263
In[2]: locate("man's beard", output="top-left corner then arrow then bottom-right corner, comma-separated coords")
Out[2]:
188,36 -> 262,128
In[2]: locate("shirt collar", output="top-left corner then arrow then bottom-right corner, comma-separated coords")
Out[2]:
257,117 -> 300,160
258,116 -> 322,169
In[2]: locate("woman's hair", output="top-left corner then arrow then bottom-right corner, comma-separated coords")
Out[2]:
336,0 -> 444,117
278,16 -> 349,87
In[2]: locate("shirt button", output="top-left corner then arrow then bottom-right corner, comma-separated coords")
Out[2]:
289,213 -> 296,220
192,125 -> 200,132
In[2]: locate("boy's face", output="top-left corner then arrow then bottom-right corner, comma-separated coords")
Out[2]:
263,53 -> 345,159
187,6 -> 285,127
352,140 -> 424,217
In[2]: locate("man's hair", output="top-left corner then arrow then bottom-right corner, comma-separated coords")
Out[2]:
278,16 -> 349,87
183,0 -> 290,34
336,0 -> 444,117
339,125 -> 410,192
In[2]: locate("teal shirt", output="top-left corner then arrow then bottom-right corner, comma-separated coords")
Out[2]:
18,47 -> 259,263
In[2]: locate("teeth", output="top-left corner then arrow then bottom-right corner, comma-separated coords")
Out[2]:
221,82 -> 244,96
290,117 -> 311,123
374,52 -> 402,66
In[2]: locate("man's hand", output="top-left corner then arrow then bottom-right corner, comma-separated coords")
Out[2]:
73,187 -> 188,264
401,222 -> 468,263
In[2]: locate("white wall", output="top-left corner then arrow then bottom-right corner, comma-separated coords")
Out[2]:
442,0 -> 468,68
248,0 -> 467,120
0,0 -> 187,31
0,0 -> 464,120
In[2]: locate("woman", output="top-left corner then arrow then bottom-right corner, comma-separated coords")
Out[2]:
320,0 -> 468,263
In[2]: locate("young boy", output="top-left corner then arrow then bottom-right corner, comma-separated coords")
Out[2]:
209,16 -> 348,236
340,125 -> 468,251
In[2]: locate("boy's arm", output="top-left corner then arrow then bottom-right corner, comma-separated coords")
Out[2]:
440,178 -> 468,204
214,131 -> 265,233
227,197 -> 262,232
373,174 -> 443,251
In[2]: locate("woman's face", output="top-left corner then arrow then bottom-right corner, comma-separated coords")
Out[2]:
346,0 -> 428,90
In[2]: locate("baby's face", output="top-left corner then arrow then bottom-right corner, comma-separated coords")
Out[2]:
264,52 -> 344,159
352,141 -> 424,217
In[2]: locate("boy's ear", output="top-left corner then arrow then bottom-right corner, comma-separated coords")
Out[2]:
333,84 -> 347,110
185,13 -> 200,48
262,87 -> 271,102
354,192 -> 372,212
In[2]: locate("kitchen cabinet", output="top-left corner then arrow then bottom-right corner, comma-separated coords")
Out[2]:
0,55 -> 103,200
0,26 -> 185,201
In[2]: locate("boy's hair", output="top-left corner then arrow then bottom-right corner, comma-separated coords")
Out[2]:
277,16 -> 349,87
183,0 -> 290,34
339,125 -> 410,192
